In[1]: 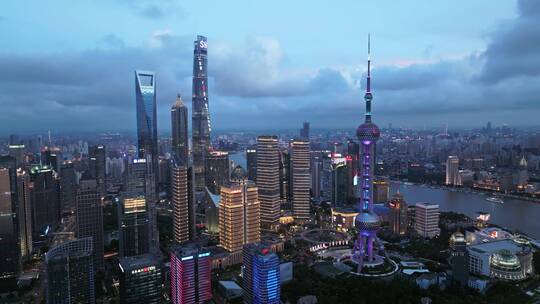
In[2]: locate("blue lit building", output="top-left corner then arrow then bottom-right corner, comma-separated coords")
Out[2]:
242,243 -> 280,304
170,244 -> 212,304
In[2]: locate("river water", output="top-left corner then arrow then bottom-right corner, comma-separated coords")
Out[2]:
390,182 -> 540,239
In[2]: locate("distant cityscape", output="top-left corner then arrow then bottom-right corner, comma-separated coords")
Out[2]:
1,32 -> 540,304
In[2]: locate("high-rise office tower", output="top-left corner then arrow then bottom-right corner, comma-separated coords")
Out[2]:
0,157 -> 21,289
118,195 -> 150,257
8,144 -> 25,168
171,158 -> 195,243
29,164 -> 60,236
310,152 -> 322,199
171,94 -> 189,166
373,179 -> 389,203
205,151 -> 229,194
76,178 -> 104,271
388,192 -> 408,235
278,149 -> 291,203
192,35 -> 211,192
219,181 -> 260,252
125,156 -> 158,250
291,140 -> 310,221
352,36 -> 382,272
414,202 -> 440,238
89,145 -> 107,195
300,121 -> 310,140
45,237 -> 95,304
331,157 -> 348,206
445,156 -> 459,186
170,244 -> 212,304
118,254 -> 162,304
135,70 -> 158,178
242,243 -> 280,304
256,136 -> 280,230
41,147 -> 62,173
449,232 -> 469,286
17,168 -> 33,263
60,162 -> 77,211
246,147 -> 257,182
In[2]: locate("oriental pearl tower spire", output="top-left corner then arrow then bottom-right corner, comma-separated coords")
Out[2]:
352,34 -> 381,272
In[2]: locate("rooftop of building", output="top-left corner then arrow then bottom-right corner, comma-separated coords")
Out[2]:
467,239 -> 530,256
118,254 -> 159,272
415,202 -> 439,208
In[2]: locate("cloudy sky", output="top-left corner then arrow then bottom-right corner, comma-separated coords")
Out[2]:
1,0 -> 539,134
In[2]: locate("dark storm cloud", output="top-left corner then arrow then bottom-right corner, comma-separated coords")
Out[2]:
480,0 -> 540,83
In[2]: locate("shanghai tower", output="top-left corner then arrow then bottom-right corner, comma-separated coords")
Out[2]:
192,35 -> 211,192
352,36 -> 382,272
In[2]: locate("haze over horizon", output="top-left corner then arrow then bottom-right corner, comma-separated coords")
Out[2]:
1,0 -> 540,134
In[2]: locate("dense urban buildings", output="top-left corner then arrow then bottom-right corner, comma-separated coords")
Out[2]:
192,35 -> 211,192
118,195 -> 150,257
414,202 -> 440,238
219,180 -> 260,252
118,254 -> 162,304
291,139 -> 310,221
45,237 -> 95,304
170,244 -> 212,304
256,136 -> 280,230
171,94 -> 190,166
0,159 -> 20,288
76,178 -> 104,271
242,243 -> 281,304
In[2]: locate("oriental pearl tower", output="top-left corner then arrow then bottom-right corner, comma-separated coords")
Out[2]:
352,35 -> 382,272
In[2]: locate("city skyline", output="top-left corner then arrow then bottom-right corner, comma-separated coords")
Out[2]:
1,0 -> 540,134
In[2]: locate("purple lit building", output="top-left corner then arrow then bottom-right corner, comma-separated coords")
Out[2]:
352,36 -> 382,272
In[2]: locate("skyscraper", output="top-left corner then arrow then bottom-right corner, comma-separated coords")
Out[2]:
205,151 -> 229,194
352,36 -> 382,272
242,243 -> 280,304
256,136 -> 280,230
8,144 -> 25,168
125,156 -> 158,250
246,147 -> 257,182
192,35 -> 211,192
219,180 -> 260,252
45,237 -> 95,304
118,195 -> 150,257
118,254 -> 162,304
89,145 -> 107,195
170,244 -> 212,304
171,158 -> 195,243
278,149 -> 291,203
60,162 -> 77,211
0,157 -> 21,289
17,168 -> 33,263
445,156 -> 459,186
291,139 -> 310,221
171,94 -> 189,166
388,192 -> 408,235
76,178 -> 104,271
300,121 -> 310,139
29,164 -> 60,237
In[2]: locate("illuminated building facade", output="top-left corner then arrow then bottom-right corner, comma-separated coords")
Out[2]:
219,181 -> 260,252
118,254 -> 162,304
192,35 -> 211,192
291,139 -> 310,221
388,192 -> 408,235
118,195 -> 150,257
171,94 -> 190,166
256,136 -> 280,229
242,243 -> 280,304
45,237 -> 95,304
171,158 -> 195,243
29,164 -> 60,236
352,36 -> 382,271
170,245 -> 212,304
414,202 -> 440,238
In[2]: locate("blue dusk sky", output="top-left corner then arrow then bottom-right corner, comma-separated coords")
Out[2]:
1,0 -> 539,134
